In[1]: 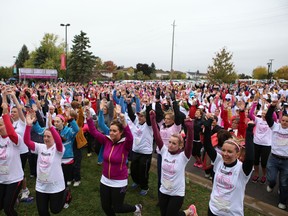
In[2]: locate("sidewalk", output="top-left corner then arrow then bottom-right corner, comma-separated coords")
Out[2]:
151,158 -> 287,216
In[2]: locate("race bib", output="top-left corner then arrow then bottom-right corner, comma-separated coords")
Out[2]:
0,165 -> 9,175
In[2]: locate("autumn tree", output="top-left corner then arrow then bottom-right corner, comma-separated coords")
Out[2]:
252,66 -> 268,79
104,61 -> 117,72
68,31 -> 96,82
273,66 -> 288,80
207,47 -> 238,84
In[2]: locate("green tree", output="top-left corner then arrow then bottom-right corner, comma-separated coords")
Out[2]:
238,73 -> 252,79
23,34 -> 64,77
0,67 -> 13,80
207,47 -> 238,84
15,45 -> 30,74
68,31 -> 96,82
252,66 -> 268,79
273,66 -> 288,80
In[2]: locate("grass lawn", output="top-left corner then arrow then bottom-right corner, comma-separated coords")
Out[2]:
16,151 -> 264,216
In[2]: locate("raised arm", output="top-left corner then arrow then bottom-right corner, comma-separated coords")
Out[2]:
242,122 -> 255,176
248,101 -> 257,121
47,113 -> 63,152
184,119 -> 194,158
85,108 -> 107,143
98,109 -> 110,135
203,116 -> 217,162
23,112 -> 36,151
265,101 -> 276,128
150,110 -> 164,150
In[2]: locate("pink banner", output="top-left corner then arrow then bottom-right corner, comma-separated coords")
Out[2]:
60,53 -> 66,70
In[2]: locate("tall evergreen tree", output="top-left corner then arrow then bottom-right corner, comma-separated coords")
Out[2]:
15,45 -> 30,71
68,31 -> 96,82
207,47 -> 238,84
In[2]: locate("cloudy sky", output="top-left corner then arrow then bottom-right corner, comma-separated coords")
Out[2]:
1,0 -> 287,75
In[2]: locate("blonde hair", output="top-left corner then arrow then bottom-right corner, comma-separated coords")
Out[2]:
164,111 -> 175,121
171,133 -> 184,148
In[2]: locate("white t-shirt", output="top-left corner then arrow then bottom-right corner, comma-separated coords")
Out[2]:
159,146 -> 189,196
210,153 -> 251,216
33,143 -> 65,193
13,119 -> 28,154
126,116 -> 153,155
270,123 -> 288,156
253,117 -> 272,146
0,135 -> 24,184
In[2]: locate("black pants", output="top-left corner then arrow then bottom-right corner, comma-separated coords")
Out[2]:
130,152 -> 152,190
158,191 -> 185,216
254,144 -> 271,167
28,151 -> 37,177
192,141 -> 202,157
100,183 -> 136,216
36,189 -> 65,216
73,141 -> 82,182
62,162 -> 74,186
0,181 -> 22,216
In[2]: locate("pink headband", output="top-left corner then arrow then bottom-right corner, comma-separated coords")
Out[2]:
56,114 -> 66,122
225,139 -> 241,150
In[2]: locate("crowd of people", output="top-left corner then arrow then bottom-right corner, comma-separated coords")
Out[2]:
0,79 -> 287,215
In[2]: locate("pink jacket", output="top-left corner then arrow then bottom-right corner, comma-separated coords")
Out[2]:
87,118 -> 133,180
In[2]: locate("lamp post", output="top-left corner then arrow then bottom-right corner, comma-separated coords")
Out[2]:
60,23 -> 70,81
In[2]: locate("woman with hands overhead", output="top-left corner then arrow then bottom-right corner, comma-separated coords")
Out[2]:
0,102 -> 24,216
150,110 -> 197,216
203,113 -> 254,216
24,112 -> 66,215
85,107 -> 143,215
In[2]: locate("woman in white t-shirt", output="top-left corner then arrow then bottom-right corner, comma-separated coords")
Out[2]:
24,113 -> 66,215
203,114 -> 254,216
0,102 -> 24,216
150,110 -> 197,216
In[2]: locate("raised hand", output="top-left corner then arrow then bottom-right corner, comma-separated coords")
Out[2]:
1,102 -> 8,114
26,112 -> 36,126
47,113 -> 52,128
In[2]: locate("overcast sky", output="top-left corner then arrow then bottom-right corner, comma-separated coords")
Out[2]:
1,0 -> 287,75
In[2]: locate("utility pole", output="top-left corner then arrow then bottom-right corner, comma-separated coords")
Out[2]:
269,59 -> 274,72
170,20 -> 176,72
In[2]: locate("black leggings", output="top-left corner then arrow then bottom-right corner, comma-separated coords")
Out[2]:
100,183 -> 136,216
158,191 -> 185,216
192,141 -> 202,157
0,181 -> 22,216
62,162 -> 74,186
36,190 -> 65,216
254,144 -> 271,167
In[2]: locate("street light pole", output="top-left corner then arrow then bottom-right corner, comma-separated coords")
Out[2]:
60,23 -> 70,81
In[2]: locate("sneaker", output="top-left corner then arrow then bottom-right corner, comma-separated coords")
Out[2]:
63,203 -> 69,209
259,176 -> 266,184
251,175 -> 259,183
188,204 -> 197,216
73,181 -> 81,187
20,189 -> 30,201
97,161 -> 103,165
131,182 -> 138,190
87,153 -> 92,157
20,196 -> 34,203
139,189 -> 149,196
267,185 -> 273,193
278,203 -> 286,210
204,174 -> 210,178
67,181 -> 72,186
134,204 -> 142,216
196,163 -> 203,168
